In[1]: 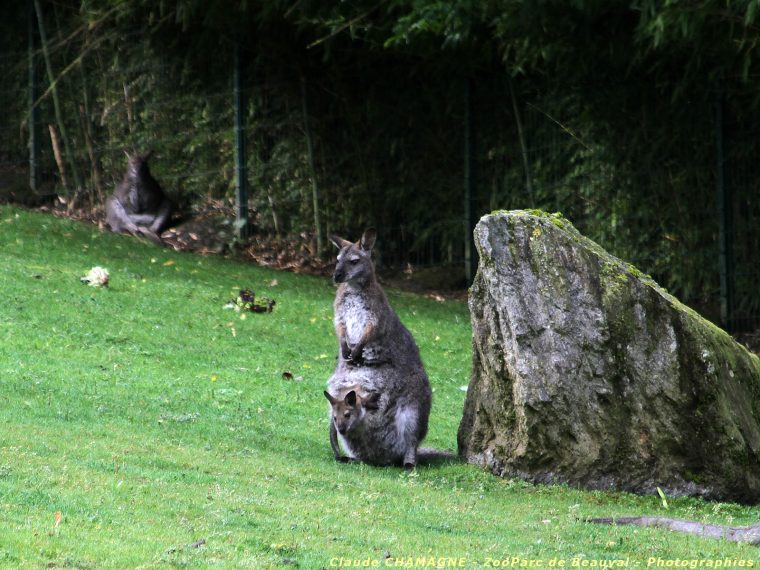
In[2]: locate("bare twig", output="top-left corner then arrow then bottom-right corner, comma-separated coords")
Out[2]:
307,0 -> 387,49
526,102 -> 591,151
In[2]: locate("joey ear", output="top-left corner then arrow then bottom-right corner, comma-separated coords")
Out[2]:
324,391 -> 337,405
345,390 -> 357,407
330,235 -> 352,250
360,228 -> 377,252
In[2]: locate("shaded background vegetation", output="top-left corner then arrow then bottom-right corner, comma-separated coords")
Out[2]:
1,0 -> 759,329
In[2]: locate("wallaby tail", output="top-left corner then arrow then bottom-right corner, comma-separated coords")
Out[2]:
417,448 -> 459,466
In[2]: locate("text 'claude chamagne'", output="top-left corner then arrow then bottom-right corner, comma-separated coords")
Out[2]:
329,556 -> 756,569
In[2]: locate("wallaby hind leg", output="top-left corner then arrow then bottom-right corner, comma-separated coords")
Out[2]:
106,197 -> 139,234
403,447 -> 418,470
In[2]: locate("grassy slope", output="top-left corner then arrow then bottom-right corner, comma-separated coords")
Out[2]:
0,205 -> 758,568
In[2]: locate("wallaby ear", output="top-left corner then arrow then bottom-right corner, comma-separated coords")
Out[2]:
324,391 -> 337,405
124,150 -> 133,161
330,235 -> 351,250
345,390 -> 357,407
141,149 -> 154,162
363,391 -> 381,411
360,228 -> 377,252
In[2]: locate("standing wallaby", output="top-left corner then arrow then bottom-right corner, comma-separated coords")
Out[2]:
325,228 -> 433,469
105,150 -> 172,242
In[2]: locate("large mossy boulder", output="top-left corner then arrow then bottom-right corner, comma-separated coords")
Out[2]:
458,210 -> 760,503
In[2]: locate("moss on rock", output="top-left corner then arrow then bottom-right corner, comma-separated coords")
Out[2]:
459,210 -> 760,503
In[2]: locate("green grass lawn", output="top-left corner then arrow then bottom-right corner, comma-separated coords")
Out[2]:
1,204 -> 758,568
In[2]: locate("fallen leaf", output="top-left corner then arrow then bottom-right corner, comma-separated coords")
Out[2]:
54,511 -> 62,529
162,260 -> 175,266
269,279 -> 279,287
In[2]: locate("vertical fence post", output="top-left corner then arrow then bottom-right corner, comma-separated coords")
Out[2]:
233,44 -> 249,239
464,77 -> 477,283
715,97 -> 734,331
28,0 -> 40,192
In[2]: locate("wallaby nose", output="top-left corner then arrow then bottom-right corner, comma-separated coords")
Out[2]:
337,425 -> 347,434
333,270 -> 344,283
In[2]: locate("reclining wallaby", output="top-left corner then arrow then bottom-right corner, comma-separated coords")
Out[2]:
325,228 -> 433,468
105,150 -> 172,242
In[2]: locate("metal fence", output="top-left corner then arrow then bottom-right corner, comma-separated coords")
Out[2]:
721,104 -> 760,332
467,91 -> 759,334
3,48 -> 759,333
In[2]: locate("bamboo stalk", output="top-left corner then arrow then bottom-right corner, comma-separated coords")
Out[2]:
509,77 -> 533,204
301,76 -> 323,256
48,123 -> 68,191
34,0 -> 82,197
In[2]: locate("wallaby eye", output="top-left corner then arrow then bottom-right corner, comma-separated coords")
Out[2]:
349,259 -> 359,265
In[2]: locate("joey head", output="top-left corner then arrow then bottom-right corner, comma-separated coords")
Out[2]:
324,386 -> 380,462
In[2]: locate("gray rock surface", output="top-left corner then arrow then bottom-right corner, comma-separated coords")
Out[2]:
458,210 -> 760,503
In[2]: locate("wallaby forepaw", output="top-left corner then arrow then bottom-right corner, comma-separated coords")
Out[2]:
403,462 -> 416,470
348,350 -> 364,365
336,455 -> 357,464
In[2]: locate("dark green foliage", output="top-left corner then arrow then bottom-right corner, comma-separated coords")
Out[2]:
2,0 -> 759,320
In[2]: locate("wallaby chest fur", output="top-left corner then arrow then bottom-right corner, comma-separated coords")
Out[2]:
325,229 -> 432,468
333,280 -> 407,367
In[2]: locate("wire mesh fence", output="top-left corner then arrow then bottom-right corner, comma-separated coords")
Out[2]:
1,37 -> 758,333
